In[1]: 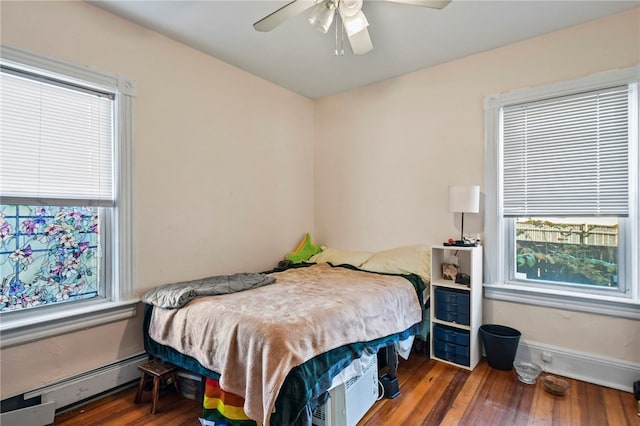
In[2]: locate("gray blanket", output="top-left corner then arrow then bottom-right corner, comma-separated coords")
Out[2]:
141,273 -> 276,308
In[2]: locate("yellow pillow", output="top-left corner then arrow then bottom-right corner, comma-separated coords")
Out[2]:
308,247 -> 372,267
360,245 -> 431,283
285,233 -> 322,263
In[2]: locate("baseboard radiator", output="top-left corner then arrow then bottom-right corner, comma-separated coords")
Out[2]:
0,352 -> 148,426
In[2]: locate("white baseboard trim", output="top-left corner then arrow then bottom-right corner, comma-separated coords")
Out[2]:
516,340 -> 640,393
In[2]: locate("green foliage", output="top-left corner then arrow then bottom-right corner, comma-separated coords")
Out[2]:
516,242 -> 617,287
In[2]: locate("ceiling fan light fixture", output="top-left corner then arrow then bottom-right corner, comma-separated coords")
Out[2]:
308,1 -> 336,34
338,0 -> 363,17
341,10 -> 368,37
255,0 -> 452,56
347,25 -> 373,55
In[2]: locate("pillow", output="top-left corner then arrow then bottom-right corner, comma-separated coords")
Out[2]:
359,245 -> 431,283
285,233 -> 322,263
308,247 -> 372,267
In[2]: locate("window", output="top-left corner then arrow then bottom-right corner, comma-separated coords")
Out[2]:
484,67 -> 640,318
0,205 -> 102,311
513,217 -> 620,289
0,46 -> 136,347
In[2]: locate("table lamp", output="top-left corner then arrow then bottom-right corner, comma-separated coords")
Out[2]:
447,185 -> 480,246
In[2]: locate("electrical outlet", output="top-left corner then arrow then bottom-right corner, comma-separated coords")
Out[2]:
542,352 -> 552,363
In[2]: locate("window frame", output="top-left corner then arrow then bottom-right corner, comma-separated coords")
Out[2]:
0,45 -> 137,347
483,66 -> 640,320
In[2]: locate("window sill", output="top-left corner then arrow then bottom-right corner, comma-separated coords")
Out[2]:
484,283 -> 640,320
0,299 -> 139,349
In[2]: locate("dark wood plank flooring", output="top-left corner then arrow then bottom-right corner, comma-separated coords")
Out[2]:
53,351 -> 638,425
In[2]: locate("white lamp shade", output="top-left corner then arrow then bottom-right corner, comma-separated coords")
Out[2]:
449,185 -> 480,213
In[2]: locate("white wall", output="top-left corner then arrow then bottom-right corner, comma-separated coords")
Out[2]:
314,9 -> 640,363
0,1 -> 314,398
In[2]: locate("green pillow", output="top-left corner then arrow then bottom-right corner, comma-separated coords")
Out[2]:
285,233 -> 322,263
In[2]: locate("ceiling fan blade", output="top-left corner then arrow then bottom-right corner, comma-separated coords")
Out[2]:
382,0 -> 451,9
347,27 -> 373,55
253,0 -> 319,32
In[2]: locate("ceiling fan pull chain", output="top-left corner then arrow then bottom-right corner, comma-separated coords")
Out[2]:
339,12 -> 345,56
336,0 -> 344,56
334,9 -> 339,56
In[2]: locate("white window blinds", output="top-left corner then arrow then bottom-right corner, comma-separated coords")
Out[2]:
0,66 -> 114,207
502,85 -> 630,217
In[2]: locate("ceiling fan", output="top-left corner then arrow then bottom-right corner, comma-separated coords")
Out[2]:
253,0 -> 451,55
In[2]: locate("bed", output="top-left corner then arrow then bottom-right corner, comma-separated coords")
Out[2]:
142,246 -> 430,426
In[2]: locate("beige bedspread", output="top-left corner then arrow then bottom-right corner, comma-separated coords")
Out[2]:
148,263 -> 422,425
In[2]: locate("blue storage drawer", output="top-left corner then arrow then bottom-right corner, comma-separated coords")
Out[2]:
433,324 -> 470,346
434,339 -> 470,366
436,308 -> 470,325
435,287 -> 470,325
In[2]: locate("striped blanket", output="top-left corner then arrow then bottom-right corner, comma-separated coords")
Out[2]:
203,378 -> 258,426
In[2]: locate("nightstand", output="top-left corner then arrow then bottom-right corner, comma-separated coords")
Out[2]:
429,245 -> 482,370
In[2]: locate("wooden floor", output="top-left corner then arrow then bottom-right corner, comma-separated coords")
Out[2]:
53,351 -> 638,425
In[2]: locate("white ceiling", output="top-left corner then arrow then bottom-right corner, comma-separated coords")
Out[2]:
90,0 -> 639,99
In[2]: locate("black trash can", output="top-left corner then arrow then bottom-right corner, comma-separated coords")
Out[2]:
479,324 -> 521,370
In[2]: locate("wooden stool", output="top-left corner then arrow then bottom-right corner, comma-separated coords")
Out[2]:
134,359 -> 181,414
